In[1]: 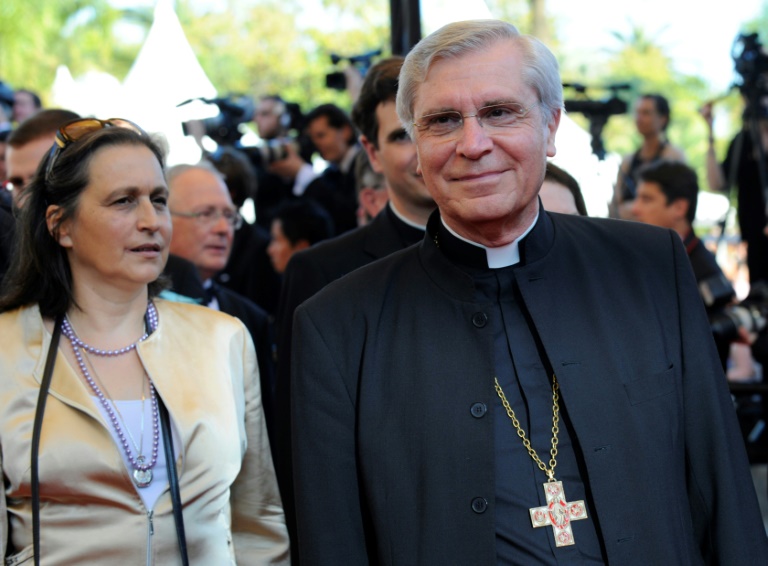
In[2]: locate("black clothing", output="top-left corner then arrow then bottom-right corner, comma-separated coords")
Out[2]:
275,204 -> 425,564
439,224 -> 606,563
722,130 -> 768,283
302,164 -> 358,236
0,205 -> 15,284
215,221 -> 282,316
291,209 -> 766,564
620,141 -> 667,200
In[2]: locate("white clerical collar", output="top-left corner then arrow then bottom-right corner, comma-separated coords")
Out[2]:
440,212 -> 539,268
389,201 -> 427,230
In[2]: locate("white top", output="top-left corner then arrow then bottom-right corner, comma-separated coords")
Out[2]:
95,398 -> 172,510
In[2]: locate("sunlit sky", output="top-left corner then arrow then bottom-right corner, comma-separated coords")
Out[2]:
412,0 -> 767,94
113,0 -> 767,94
546,0 -> 766,94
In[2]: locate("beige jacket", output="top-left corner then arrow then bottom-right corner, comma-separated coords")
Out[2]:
0,300 -> 289,565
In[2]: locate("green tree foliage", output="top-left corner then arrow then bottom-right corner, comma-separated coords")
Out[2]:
177,0 -> 389,116
559,20 -> 716,188
0,1 -> 150,104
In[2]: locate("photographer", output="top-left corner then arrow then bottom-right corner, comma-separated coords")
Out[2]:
701,102 -> 768,284
182,94 -> 316,231
249,95 -> 317,230
612,94 -> 686,219
702,33 -> 768,285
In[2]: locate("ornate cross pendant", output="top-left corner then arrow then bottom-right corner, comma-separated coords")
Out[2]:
529,480 -> 587,547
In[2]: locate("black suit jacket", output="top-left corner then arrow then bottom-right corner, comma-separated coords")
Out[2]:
302,163 -> 358,236
291,210 -> 767,564
275,205 -> 425,562
215,221 -> 282,316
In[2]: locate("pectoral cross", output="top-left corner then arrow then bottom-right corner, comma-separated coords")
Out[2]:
529,481 -> 588,547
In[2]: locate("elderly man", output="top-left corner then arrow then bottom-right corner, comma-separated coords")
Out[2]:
166,163 -> 277,443
291,20 -> 767,565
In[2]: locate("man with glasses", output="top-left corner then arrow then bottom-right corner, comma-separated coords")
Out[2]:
166,162 -> 277,444
290,20 -> 767,564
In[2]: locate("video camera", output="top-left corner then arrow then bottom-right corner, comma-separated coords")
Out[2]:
563,83 -> 630,159
732,33 -> 768,94
179,95 -> 255,146
700,274 -> 768,344
731,33 -> 768,122
325,49 -> 382,91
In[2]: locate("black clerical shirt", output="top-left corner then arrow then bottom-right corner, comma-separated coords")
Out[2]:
434,217 -> 606,565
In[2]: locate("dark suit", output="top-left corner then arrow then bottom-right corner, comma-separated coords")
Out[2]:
275,204 -> 425,563
215,221 -> 282,316
291,210 -> 767,564
302,160 -> 359,236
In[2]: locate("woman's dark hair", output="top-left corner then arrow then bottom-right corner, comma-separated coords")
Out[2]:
544,162 -> 588,216
0,125 -> 168,317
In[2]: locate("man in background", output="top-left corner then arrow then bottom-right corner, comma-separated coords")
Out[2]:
5,108 -> 79,209
266,200 -> 334,275
249,94 -> 316,230
302,103 -> 361,234
13,88 -> 42,124
166,162 -> 277,445
274,56 -> 435,563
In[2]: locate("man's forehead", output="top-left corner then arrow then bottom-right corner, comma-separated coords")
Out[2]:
171,169 -> 229,200
414,45 -> 533,111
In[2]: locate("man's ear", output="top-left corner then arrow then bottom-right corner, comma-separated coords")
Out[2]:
670,198 -> 689,220
46,204 -> 72,248
360,135 -> 384,174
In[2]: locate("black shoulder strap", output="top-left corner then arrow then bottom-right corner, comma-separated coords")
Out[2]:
158,396 -> 189,566
32,314 -> 64,566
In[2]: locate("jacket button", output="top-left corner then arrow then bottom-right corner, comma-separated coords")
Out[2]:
472,312 -> 488,328
470,402 -> 487,418
471,497 -> 488,514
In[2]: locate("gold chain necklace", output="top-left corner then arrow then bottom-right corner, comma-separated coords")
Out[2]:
494,374 -> 588,547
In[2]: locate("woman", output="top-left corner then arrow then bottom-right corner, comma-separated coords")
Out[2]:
612,93 -> 686,219
0,119 -> 289,564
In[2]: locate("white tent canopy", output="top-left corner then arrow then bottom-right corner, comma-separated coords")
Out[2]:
122,0 -> 217,165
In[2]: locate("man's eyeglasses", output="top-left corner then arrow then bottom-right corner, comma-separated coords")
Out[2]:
171,207 -> 243,230
413,102 -> 535,138
45,118 -> 146,180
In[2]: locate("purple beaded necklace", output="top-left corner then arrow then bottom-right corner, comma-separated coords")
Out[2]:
60,302 -> 160,488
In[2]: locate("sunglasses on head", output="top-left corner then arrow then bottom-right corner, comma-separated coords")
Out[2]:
45,118 -> 147,180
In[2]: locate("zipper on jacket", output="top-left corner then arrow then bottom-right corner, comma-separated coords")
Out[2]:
145,509 -> 154,565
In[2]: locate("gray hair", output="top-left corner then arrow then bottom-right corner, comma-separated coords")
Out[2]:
166,161 -> 225,189
396,20 -> 564,137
